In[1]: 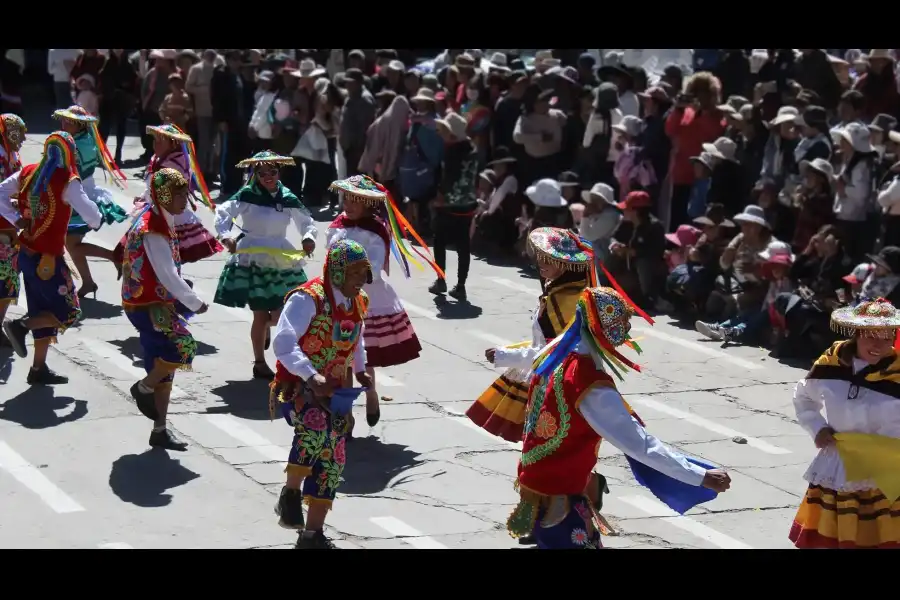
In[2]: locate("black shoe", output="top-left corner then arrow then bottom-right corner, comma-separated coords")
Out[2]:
26,365 -> 69,385
518,533 -> 537,546
2,318 -> 28,358
253,361 -> 275,380
130,381 -> 160,421
366,409 -> 380,427
448,284 -> 467,301
149,428 -> 188,451
428,278 -> 447,295
275,487 -> 306,530
295,530 -> 336,549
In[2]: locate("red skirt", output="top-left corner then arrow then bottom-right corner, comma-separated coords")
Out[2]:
363,312 -> 421,368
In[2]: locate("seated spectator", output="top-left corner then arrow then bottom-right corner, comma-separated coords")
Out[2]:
474,147 -> 520,254
612,116 -> 656,201
687,152 -> 714,220
703,137 -> 743,215
578,183 -> 621,266
878,131 -> 900,246
834,122 -> 878,260
518,178 -> 573,259
853,246 -> 900,304
754,178 -> 796,244
773,224 -> 853,357
759,106 -> 799,192
557,170 -> 583,207
791,158 -> 836,251
664,224 -> 702,271
868,113 -> 898,183
713,205 -> 776,320
608,191 -> 666,307
696,241 -> 795,344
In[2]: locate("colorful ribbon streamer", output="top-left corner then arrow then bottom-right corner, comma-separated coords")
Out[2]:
181,139 -> 213,211
88,122 -> 126,188
371,181 -> 445,280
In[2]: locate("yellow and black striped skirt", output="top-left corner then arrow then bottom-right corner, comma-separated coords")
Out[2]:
465,367 -> 531,443
789,484 -> 900,549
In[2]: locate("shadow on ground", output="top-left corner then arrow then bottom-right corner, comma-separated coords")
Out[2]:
433,295 -> 483,320
340,435 -> 425,495
109,336 -> 219,369
109,449 -> 200,508
205,379 -> 272,420
77,297 -> 124,321
0,386 -> 88,429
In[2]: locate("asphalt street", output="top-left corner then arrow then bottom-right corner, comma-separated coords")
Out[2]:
0,132 -> 814,549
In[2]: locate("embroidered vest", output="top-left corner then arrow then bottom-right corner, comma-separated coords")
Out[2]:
274,277 -> 369,387
17,163 -> 75,256
121,209 -> 181,308
517,353 -> 615,497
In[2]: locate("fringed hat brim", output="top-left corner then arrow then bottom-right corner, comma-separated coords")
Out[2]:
53,109 -> 97,123
830,320 -> 900,339
830,304 -> 900,339
527,228 -> 592,271
328,177 -> 387,207
532,249 -> 591,272
237,155 -> 295,169
146,125 -> 192,142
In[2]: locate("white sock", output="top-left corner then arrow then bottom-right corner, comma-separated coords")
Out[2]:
138,382 -> 154,394
301,529 -> 317,539
152,425 -> 166,433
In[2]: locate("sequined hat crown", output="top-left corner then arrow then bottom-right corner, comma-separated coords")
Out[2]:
326,239 -> 372,288
52,104 -> 98,123
151,167 -> 189,207
527,227 -> 593,272
831,298 -> 900,339
0,114 -> 26,147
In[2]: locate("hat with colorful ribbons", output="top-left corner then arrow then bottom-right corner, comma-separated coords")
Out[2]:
53,105 -> 127,188
147,123 -> 213,212
532,285 -> 654,381
236,150 -> 296,170
329,174 -> 445,280
0,113 -> 26,156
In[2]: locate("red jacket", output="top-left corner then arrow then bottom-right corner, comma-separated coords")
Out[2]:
665,106 -> 726,187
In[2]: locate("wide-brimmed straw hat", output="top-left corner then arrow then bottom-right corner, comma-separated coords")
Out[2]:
582,182 -> 616,206
526,179 -> 567,208
840,122 -> 875,153
733,205 -> 770,228
769,106 -> 799,127
411,88 -> 436,104
435,112 -> 468,141
799,158 -> 836,185
528,227 -> 593,272
146,123 -> 192,142
236,150 -> 295,169
702,137 -> 739,162
831,298 -> 900,339
53,104 -> 98,123
293,58 -> 326,79
328,174 -> 388,207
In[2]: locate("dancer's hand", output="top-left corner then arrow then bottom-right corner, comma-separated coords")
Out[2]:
814,426 -> 836,449
355,371 -> 373,387
308,374 -> 333,398
302,240 -> 316,257
196,303 -> 209,314
485,348 -> 496,363
701,469 -> 731,493
221,238 -> 237,253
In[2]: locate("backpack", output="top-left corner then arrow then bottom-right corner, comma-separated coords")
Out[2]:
398,122 -> 437,201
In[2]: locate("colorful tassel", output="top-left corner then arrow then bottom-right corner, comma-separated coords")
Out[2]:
371,181 -> 445,280
87,122 -> 126,188
181,139 -> 214,211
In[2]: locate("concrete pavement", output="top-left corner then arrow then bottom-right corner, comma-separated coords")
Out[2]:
0,133 -> 815,549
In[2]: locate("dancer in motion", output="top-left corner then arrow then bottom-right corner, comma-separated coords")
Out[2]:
0,132 -> 102,384
53,105 -> 128,297
508,287 -> 732,548
121,168 -> 208,451
214,151 -> 317,380
0,114 -> 27,346
327,175 -> 442,426
270,239 -> 373,549
112,124 -> 220,272
790,298 -> 900,548
468,227 -> 592,442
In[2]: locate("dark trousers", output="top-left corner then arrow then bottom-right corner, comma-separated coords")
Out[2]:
298,158 -> 336,207
836,219 -> 868,263
670,184 -> 693,230
99,104 -> 129,162
434,210 -> 474,285
139,109 -> 162,157
54,82 -> 72,109
343,145 -> 365,176
221,126 -> 250,196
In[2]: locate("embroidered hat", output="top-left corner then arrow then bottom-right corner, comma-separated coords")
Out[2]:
236,150 -> 296,170
528,227 -> 594,272
0,113 -> 26,150
831,298 -> 900,339
326,238 -> 373,290
52,104 -> 98,123
328,174 -> 387,207
150,167 -> 189,209
146,123 -> 193,143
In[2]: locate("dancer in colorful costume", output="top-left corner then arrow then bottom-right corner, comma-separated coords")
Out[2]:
327,174 -> 442,426
214,151 -> 317,380
0,114 -> 26,345
468,227 -> 592,442
270,239 -> 373,549
121,168 -> 208,451
0,132 -> 102,384
790,298 -> 900,548
53,105 -> 128,297
507,286 -> 732,548
112,124 -> 221,269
